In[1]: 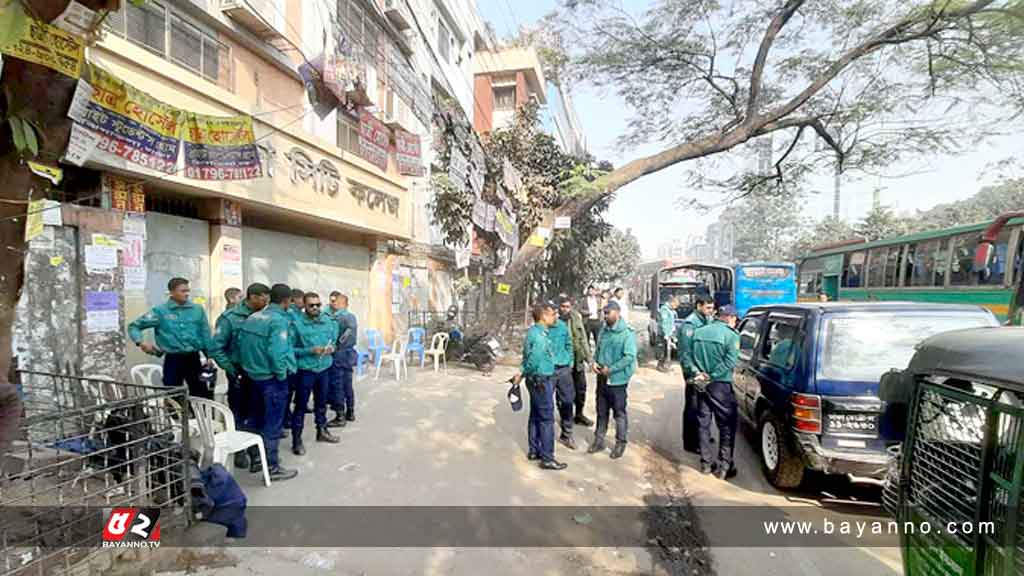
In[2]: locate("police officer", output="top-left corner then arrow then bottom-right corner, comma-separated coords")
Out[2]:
129,277 -> 213,399
676,295 -> 714,454
550,297 -> 576,449
238,283 -> 298,482
291,292 -> 341,455
327,292 -> 359,426
513,302 -> 567,471
224,287 -> 243,310
283,287 -> 306,433
587,300 -> 637,460
560,296 -> 593,427
657,296 -> 680,372
691,305 -> 741,480
209,283 -> 270,469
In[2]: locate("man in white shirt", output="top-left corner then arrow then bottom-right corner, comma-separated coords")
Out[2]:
582,285 -> 603,348
611,287 -> 630,325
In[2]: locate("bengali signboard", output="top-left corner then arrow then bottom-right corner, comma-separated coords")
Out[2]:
1,16 -> 83,77
358,109 -> 390,171
67,68 -> 182,173
448,146 -> 468,193
395,129 -> 424,176
183,112 -> 262,180
103,174 -> 145,213
495,208 -> 518,248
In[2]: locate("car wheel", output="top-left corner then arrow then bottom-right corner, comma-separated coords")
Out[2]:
758,412 -> 804,489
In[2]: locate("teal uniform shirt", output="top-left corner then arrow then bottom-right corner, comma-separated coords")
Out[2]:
658,304 -> 676,340
128,299 -> 211,354
521,323 -> 555,377
209,302 -> 257,375
675,311 -> 710,379
238,305 -> 295,382
595,319 -> 638,386
549,319 -> 574,368
691,320 -> 741,383
293,311 -> 340,373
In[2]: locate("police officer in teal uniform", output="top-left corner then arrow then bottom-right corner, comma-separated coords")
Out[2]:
327,292 -> 359,426
676,295 -> 714,453
283,287 -> 306,432
691,305 -> 741,480
290,292 -> 340,455
513,302 -> 567,471
550,297 -> 576,449
588,300 -> 637,460
238,283 -> 298,482
129,277 -> 213,399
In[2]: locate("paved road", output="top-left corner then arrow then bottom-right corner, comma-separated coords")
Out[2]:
199,310 -> 901,575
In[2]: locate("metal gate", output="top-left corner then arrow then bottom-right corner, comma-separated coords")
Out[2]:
2,371 -> 192,575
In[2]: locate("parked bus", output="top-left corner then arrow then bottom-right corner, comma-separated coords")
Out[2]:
734,262 -> 797,317
797,212 -> 1024,324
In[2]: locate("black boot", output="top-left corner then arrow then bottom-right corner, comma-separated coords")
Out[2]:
292,437 -> 305,456
269,466 -> 299,482
249,453 -> 263,474
233,451 -> 250,470
587,439 -> 606,454
326,415 -> 347,428
574,414 -> 593,426
539,459 -> 568,470
345,412 -> 355,422
610,443 -> 627,459
316,427 -> 340,444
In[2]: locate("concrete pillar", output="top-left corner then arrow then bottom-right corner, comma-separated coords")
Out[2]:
201,199 -> 244,320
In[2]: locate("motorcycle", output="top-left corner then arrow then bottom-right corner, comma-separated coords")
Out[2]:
443,307 -> 502,373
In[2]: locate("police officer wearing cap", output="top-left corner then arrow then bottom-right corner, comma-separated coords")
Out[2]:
513,301 -> 567,471
691,304 -> 741,480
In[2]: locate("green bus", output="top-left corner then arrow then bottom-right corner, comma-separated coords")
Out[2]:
798,212 -> 1024,324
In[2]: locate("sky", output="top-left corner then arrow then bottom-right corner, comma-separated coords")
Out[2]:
476,0 -> 1023,259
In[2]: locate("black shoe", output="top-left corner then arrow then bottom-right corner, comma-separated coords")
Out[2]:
610,443 -> 626,459
269,466 -> 299,482
587,440 -> 606,454
539,460 -> 568,470
345,413 -> 355,422
316,428 -> 340,444
292,440 -> 305,456
326,415 -> 347,428
559,436 -> 577,450
574,415 -> 593,426
233,452 -> 250,470
527,452 -> 540,461
249,456 -> 263,474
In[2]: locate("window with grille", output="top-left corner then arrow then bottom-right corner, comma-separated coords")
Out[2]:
494,86 -> 515,111
105,1 -> 231,91
337,113 -> 360,155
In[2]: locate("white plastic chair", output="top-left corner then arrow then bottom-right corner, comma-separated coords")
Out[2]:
375,338 -> 408,381
425,333 -> 449,373
189,397 -> 270,487
130,364 -> 163,387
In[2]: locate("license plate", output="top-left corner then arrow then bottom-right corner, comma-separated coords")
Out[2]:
827,413 -> 878,434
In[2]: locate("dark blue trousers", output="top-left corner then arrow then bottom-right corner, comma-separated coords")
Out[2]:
683,380 -> 701,453
595,375 -> 628,444
163,352 -> 210,399
553,366 -> 575,438
330,348 -> 356,416
253,377 -> 289,469
697,381 -> 739,470
282,373 -> 300,430
292,369 -> 329,435
526,375 -> 555,462
226,371 -> 250,431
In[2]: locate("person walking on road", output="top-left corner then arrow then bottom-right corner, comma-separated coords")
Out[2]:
327,292 -> 359,425
128,277 -> 213,399
209,283 -> 270,469
691,305 -> 741,480
513,302 -> 567,471
238,283 -> 299,482
677,296 -> 715,454
582,285 -> 604,350
657,296 -> 680,372
560,296 -> 593,427
290,292 -> 341,455
588,301 -> 637,460
550,298 -> 576,450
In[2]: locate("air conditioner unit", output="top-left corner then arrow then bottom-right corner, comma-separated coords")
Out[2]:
394,28 -> 415,55
384,0 -> 412,31
221,0 -> 285,39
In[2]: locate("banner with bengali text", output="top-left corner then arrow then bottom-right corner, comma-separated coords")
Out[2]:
395,129 -> 424,176
358,109 -> 390,171
67,68 -> 182,173
183,112 -> 262,180
1,16 -> 83,78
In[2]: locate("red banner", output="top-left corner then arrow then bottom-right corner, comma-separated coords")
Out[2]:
395,129 -> 424,176
358,110 -> 390,171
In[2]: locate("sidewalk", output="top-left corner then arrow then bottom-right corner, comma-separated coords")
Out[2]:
205,363 -> 710,575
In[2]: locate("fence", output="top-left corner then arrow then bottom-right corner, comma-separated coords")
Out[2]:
2,371 -> 192,576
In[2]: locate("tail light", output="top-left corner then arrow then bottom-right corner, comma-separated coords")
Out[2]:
791,393 -> 822,434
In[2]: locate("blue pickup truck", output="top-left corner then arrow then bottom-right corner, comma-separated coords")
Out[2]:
733,301 -> 999,488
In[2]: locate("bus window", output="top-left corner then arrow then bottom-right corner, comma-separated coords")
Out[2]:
950,234 -> 980,286
910,238 -> 948,287
867,249 -> 886,287
884,246 -> 902,287
903,244 -> 917,286
845,251 -> 866,287
979,228 -> 1012,286
799,258 -> 823,296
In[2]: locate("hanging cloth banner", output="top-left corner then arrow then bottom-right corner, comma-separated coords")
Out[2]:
67,68 -> 183,173
298,53 -> 340,120
495,208 -> 518,248
358,109 -> 390,171
183,112 -> 262,180
395,129 -> 424,176
1,15 -> 84,78
471,197 -> 490,230
448,146 -> 468,193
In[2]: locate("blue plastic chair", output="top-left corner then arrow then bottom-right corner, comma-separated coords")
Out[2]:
355,349 -> 369,377
407,327 -> 426,366
366,329 -> 390,369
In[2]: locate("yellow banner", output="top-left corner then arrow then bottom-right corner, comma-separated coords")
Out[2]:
2,16 -> 83,77
89,67 -> 183,138
528,234 -> 546,248
497,283 -> 511,295
183,113 -> 256,146
24,199 -> 44,242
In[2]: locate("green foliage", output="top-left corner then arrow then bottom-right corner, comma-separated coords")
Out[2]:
7,116 -> 38,157
855,205 -> 909,242
0,0 -> 29,51
790,216 -> 857,258
426,174 -> 473,248
582,227 -> 642,286
720,188 -> 807,262
906,176 -> 1024,232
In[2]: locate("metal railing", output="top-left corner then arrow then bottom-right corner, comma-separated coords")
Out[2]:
2,371 -> 192,576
